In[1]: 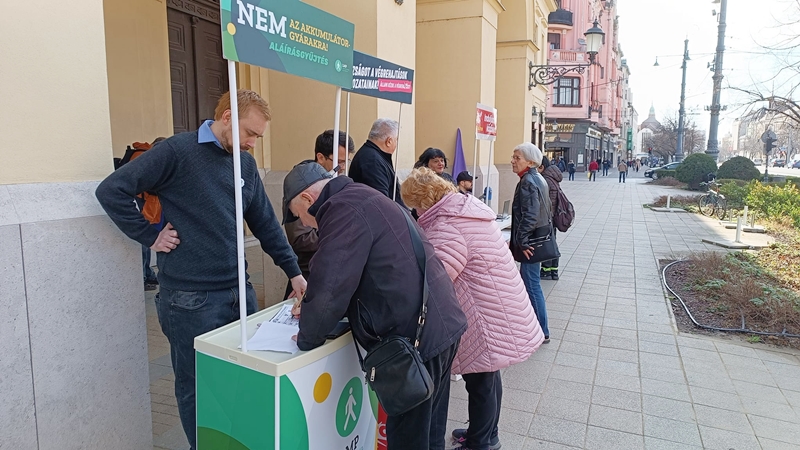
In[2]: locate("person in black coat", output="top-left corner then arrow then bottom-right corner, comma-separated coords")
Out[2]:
282,163 -> 467,450
510,143 -> 551,343
349,118 -> 406,207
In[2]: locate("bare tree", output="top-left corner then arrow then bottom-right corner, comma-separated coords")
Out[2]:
648,115 -> 706,161
729,0 -> 800,128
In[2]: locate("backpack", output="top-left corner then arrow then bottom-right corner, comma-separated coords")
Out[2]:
113,142 -> 163,226
553,186 -> 575,232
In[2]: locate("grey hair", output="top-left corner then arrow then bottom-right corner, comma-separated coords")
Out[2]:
368,118 -> 399,141
514,142 -> 543,167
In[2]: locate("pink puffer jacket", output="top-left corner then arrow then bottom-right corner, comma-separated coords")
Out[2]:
418,193 -> 544,374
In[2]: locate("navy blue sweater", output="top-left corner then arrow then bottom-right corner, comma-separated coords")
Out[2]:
96,131 -> 301,291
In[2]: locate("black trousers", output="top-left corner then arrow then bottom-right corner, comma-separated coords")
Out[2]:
386,340 -> 460,450
462,371 -> 503,450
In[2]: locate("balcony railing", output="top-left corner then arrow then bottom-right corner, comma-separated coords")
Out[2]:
548,9 -> 573,26
549,50 -> 586,63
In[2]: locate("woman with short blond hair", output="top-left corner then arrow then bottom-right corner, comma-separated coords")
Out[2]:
402,168 -> 544,450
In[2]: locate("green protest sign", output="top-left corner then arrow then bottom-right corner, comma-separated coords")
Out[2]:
220,0 -> 354,88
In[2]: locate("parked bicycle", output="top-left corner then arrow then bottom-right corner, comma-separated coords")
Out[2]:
698,181 -> 727,220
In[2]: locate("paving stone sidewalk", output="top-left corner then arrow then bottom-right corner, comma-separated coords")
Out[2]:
148,167 -> 800,450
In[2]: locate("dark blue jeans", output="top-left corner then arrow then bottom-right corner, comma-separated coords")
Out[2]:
155,283 -> 256,450
386,340 -> 460,450
520,262 -> 550,337
619,171 -> 627,183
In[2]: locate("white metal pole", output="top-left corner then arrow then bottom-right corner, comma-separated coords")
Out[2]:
735,217 -> 743,243
393,103 -> 403,202
472,139 -> 479,197
486,141 -> 494,206
227,61 -> 248,353
333,87 -> 342,177
345,93 -> 351,175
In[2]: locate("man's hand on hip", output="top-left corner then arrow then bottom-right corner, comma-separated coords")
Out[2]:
150,222 -> 180,252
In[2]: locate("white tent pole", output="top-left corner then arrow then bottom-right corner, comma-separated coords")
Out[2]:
486,140 -> 494,206
333,87 -> 342,177
393,103 -> 403,202
472,139 -> 479,196
345,93 -> 351,175
228,61 -> 248,353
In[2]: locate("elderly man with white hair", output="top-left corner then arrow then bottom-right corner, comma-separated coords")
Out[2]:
510,142 -> 552,343
349,117 -> 406,206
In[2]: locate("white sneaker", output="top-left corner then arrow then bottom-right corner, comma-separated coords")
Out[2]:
450,374 -> 462,382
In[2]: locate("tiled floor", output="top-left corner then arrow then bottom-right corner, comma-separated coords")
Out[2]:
148,168 -> 799,449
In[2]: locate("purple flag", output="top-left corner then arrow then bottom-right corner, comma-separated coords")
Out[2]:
452,128 -> 467,177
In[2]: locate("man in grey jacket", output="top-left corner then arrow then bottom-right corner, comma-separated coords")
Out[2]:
96,90 -> 306,450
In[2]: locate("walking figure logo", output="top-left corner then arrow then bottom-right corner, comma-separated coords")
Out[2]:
336,377 -> 363,437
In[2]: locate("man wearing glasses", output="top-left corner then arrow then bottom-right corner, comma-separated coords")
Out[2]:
314,129 -> 354,176
282,130 -> 355,298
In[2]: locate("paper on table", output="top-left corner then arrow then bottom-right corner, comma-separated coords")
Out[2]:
268,304 -> 300,327
244,321 -> 300,354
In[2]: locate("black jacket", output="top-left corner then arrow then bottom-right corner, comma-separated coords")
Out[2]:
296,177 -> 467,361
510,169 -> 551,262
349,140 -> 406,207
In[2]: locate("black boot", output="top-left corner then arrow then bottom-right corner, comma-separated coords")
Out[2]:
550,269 -> 559,280
540,267 -> 548,279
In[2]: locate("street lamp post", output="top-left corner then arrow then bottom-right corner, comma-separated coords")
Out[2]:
529,20 -> 605,88
706,0 -> 728,161
675,39 -> 690,162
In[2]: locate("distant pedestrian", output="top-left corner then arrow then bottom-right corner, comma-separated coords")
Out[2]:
588,159 -> 599,181
602,159 -> 610,176
510,143 -> 551,344
618,161 -> 628,183
568,160 -> 576,181
558,157 -> 566,173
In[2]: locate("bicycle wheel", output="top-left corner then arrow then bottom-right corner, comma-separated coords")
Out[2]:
698,195 -> 715,216
715,198 -> 728,220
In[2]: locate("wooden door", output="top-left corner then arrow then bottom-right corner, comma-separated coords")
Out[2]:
167,0 -> 228,134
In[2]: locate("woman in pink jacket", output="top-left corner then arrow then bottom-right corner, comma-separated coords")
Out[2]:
402,168 -> 544,450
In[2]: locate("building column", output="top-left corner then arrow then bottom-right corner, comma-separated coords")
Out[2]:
416,0 -> 504,210
494,0 -> 556,207
1,1 -> 152,448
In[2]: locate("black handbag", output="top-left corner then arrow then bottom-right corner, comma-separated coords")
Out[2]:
525,179 -> 561,264
354,206 -> 434,416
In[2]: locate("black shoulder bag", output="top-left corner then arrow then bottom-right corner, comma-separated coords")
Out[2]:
526,173 -> 561,264
354,206 -> 434,416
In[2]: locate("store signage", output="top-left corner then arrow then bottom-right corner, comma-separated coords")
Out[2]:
221,0 -> 355,88
626,128 -> 633,151
346,51 -> 414,104
545,123 -> 575,133
587,128 -> 602,139
476,103 -> 497,141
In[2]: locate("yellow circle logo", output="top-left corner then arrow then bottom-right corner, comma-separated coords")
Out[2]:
313,372 -> 332,403
227,23 -> 236,35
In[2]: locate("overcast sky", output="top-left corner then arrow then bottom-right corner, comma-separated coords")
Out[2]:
617,0 -> 799,136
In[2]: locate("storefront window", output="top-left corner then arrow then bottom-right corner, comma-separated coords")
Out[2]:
554,77 -> 581,106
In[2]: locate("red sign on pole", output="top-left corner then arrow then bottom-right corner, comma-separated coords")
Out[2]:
476,103 -> 497,141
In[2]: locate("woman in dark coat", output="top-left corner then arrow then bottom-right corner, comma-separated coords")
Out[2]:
415,147 -> 456,184
510,142 -> 551,343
